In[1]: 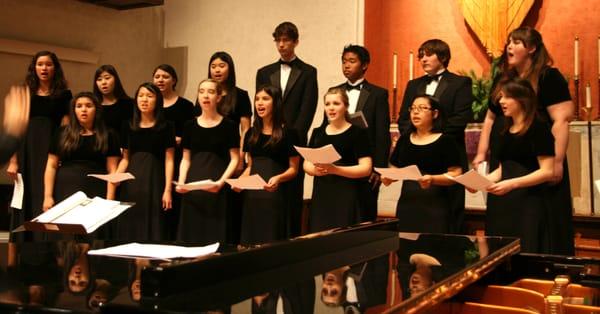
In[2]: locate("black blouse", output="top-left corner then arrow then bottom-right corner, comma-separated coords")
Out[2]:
243,127 -> 300,168
308,125 -> 371,166
182,118 -> 240,162
390,133 -> 460,174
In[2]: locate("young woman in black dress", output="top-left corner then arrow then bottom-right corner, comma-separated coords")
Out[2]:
153,64 -> 193,239
7,51 -> 72,242
484,78 -> 555,253
239,85 -> 300,244
43,92 -> 120,211
114,83 -> 175,241
473,27 -> 574,255
305,87 -> 372,233
206,51 -> 253,244
382,95 -> 462,233
93,65 -> 133,140
175,79 -> 240,244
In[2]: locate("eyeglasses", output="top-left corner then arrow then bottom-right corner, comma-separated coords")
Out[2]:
408,105 -> 433,113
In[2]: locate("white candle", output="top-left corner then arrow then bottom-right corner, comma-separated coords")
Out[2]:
574,37 -> 579,78
586,82 -> 592,109
409,51 -> 414,81
393,52 -> 398,89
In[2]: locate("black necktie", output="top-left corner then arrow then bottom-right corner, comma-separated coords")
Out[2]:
345,83 -> 362,91
279,59 -> 293,66
425,73 -> 443,84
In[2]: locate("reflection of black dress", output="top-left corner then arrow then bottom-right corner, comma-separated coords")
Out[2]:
486,119 -> 554,253
390,134 -> 460,233
489,67 -> 573,255
240,128 -> 299,245
49,128 -> 121,203
11,90 -> 71,242
308,125 -> 371,233
177,119 -> 239,244
101,98 -> 133,143
116,122 -> 175,241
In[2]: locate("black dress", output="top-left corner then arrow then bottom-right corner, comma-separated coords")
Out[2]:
177,118 -> 239,244
49,128 -> 121,205
116,122 -> 175,241
10,90 -> 71,242
308,125 -> 371,233
240,128 -> 299,245
488,67 -> 573,255
389,134 -> 461,233
101,98 -> 133,143
163,96 -> 194,239
486,119 -> 554,253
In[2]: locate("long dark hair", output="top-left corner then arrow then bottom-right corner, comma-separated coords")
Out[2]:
248,85 -> 285,149
93,64 -> 130,102
131,82 -> 165,131
59,92 -> 109,157
25,51 -> 68,97
492,27 -> 553,100
500,78 -> 538,136
207,51 -> 238,117
152,64 -> 178,90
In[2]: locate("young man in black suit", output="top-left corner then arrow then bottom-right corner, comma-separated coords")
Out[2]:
256,21 -> 318,237
327,45 -> 390,222
397,39 -> 473,233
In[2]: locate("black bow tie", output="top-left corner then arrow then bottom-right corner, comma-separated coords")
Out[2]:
345,83 -> 362,91
425,73 -> 443,84
279,59 -> 294,66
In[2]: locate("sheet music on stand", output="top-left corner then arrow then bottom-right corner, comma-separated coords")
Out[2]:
16,191 -> 133,234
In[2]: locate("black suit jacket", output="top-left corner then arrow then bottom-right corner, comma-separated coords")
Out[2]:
256,58 -> 318,144
324,81 -> 391,168
397,71 -> 473,169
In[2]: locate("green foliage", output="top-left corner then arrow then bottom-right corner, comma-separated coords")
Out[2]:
459,57 -> 501,122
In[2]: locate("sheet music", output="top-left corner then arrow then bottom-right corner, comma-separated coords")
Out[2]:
174,179 -> 219,191
31,192 -> 133,233
375,165 -> 423,181
595,180 -> 600,194
294,144 -> 341,164
88,242 -> 220,260
10,173 -> 24,209
226,174 -> 267,190
348,111 -> 368,128
88,172 -> 135,183
445,169 -> 493,191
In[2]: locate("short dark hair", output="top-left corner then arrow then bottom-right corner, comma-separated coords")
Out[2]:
342,45 -> 370,65
418,39 -> 451,68
272,21 -> 299,41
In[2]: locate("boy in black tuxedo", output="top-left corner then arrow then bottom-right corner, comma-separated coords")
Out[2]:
327,45 -> 390,222
397,39 -> 473,233
256,22 -> 318,236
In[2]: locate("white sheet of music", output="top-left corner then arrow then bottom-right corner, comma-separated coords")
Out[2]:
375,165 -> 423,181
595,180 -> 600,194
88,172 -> 135,183
10,173 -> 24,209
88,242 -> 220,260
174,179 -> 219,191
32,191 -> 132,233
226,174 -> 267,190
445,169 -> 493,191
294,144 -> 341,165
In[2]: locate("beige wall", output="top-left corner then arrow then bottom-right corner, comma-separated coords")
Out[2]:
163,0 -> 364,197
0,0 -> 164,96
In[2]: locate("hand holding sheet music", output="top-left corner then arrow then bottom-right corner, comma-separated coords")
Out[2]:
226,174 -> 267,190
174,179 -> 220,191
294,144 -> 341,164
88,172 -> 135,183
444,169 -> 493,191
375,165 -> 423,181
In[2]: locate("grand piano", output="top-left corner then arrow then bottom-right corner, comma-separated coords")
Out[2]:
0,219 -> 599,313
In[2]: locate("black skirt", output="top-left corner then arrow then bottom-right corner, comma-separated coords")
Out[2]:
240,157 -> 287,245
396,181 -> 451,234
309,175 -> 360,233
177,152 -> 228,244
